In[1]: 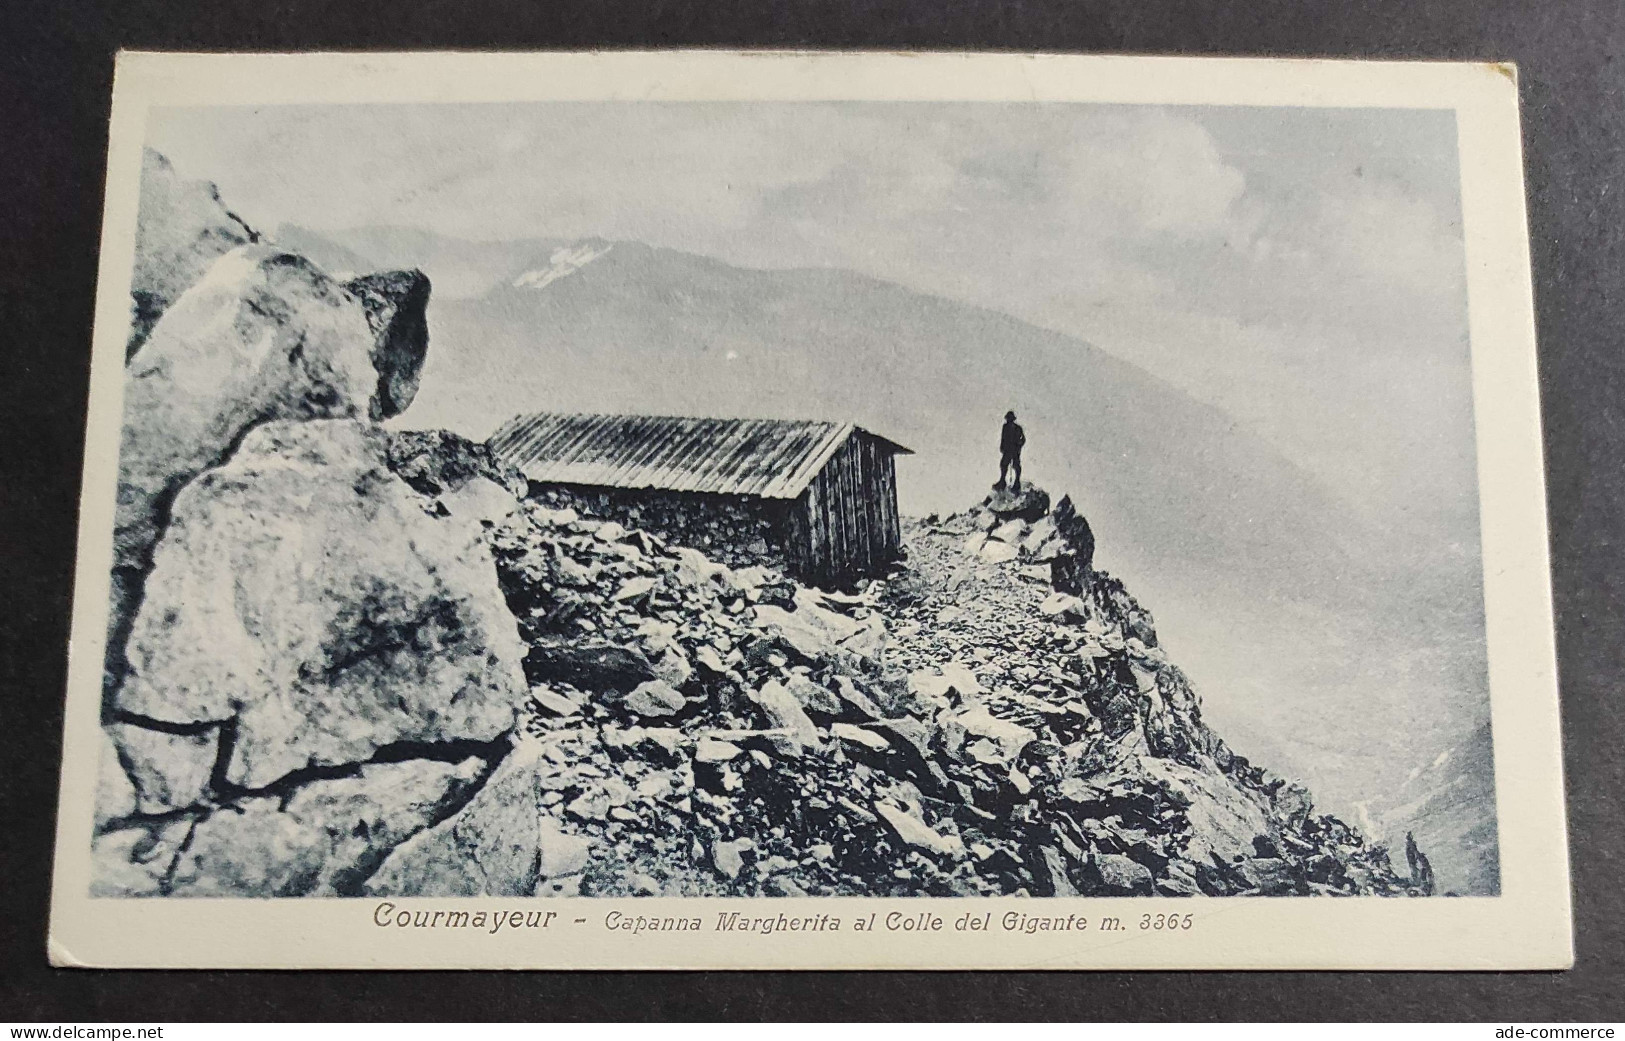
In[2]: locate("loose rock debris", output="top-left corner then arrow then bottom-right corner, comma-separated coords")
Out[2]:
465,486 -> 1418,898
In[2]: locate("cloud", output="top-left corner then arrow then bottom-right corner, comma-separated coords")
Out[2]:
1059,110 -> 1247,235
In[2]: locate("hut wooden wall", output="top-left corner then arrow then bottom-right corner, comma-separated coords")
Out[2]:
786,432 -> 902,586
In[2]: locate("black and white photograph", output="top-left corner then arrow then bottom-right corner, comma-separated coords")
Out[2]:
46,51 -> 1570,970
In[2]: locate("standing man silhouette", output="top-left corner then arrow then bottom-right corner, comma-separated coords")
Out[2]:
998,410 -> 1025,492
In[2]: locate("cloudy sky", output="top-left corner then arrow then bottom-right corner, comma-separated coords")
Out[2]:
148,101 -> 1477,541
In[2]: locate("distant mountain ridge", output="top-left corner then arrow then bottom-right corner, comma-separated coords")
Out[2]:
276,224 -> 574,299
280,225 -> 1497,892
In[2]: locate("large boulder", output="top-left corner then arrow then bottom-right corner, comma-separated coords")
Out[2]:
113,419 -> 527,790
985,483 -> 1051,523
128,149 -> 257,358
95,157 -> 549,902
386,428 -> 520,498
116,246 -> 410,574
95,729 -> 139,827
1092,852 -> 1155,895
107,722 -> 216,816
110,757 -> 488,897
89,757 -> 488,897
364,738 -> 595,897
748,680 -> 821,751
346,270 -> 432,420
109,246 -> 433,693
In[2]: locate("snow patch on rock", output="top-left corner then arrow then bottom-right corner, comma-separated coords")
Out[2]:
511,241 -> 613,290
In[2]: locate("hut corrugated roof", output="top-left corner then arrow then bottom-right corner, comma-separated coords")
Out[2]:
486,412 -> 910,500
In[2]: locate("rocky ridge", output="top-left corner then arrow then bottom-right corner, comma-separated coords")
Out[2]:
353,482 -> 1420,898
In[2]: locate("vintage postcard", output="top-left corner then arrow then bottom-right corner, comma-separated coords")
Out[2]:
49,51 -> 1570,969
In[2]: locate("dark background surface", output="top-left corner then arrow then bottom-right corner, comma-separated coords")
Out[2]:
2,0 -> 1621,1022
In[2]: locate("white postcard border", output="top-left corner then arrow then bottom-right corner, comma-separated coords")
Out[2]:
48,50 -> 1570,970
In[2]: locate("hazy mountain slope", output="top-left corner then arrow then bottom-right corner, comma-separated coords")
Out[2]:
290,228 -> 1497,889
1354,722 -> 1500,895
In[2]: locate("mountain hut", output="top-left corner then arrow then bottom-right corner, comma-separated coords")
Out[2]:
487,413 -> 912,587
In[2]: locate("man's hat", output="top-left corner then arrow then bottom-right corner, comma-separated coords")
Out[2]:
1005,410 -> 1017,421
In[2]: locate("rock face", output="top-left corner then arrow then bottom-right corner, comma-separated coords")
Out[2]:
364,738 -> 594,897
94,417 -> 528,894
92,153 -> 527,898
386,428 -> 521,499
115,246 -> 416,573
128,149 -> 257,358
167,757 -> 488,897
115,419 -> 527,790
108,244 -> 433,698
93,757 -> 489,897
108,722 -> 215,816
346,270 -> 432,420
